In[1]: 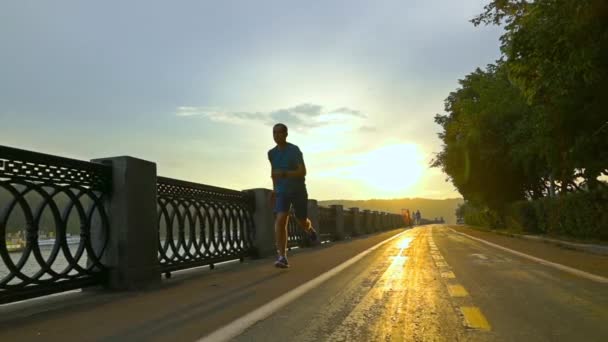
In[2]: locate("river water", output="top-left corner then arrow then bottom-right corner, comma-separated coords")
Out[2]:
0,241 -> 87,283
1,238 -> 243,284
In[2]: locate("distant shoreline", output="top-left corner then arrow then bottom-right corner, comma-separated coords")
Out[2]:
317,197 -> 463,224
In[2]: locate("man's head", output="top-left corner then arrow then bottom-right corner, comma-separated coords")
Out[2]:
273,123 -> 288,145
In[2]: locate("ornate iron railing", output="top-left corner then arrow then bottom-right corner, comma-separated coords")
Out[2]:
156,176 -> 255,274
0,145 -> 111,304
286,210 -> 308,249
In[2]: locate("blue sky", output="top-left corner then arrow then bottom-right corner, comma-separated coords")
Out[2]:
1,0 -> 502,200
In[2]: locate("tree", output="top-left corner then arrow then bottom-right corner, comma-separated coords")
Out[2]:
473,0 -> 608,190
432,63 -> 538,212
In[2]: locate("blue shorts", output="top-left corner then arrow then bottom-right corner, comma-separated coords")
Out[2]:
274,191 -> 308,219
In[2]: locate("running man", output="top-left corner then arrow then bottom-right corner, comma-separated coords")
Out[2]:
268,123 -> 318,268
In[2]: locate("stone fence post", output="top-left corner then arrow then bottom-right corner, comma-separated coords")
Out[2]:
372,211 -> 380,232
331,205 -> 345,240
363,210 -> 372,234
90,156 -> 161,290
350,208 -> 361,236
245,188 -> 276,258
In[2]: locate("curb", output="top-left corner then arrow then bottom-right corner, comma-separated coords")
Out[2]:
453,225 -> 608,256
518,234 -> 608,256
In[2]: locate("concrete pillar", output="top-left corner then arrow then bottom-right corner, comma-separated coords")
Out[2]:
363,210 -> 372,234
90,156 -> 161,290
245,188 -> 276,258
372,211 -> 380,232
350,208 -> 361,236
331,204 -> 345,240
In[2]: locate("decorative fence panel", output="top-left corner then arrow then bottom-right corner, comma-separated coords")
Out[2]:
287,210 -> 308,248
156,176 -> 255,273
0,146 -> 111,304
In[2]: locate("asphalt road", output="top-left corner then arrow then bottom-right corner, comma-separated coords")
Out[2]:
232,226 -> 608,342
1,226 -> 607,341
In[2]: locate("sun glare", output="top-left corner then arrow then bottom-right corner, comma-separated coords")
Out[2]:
352,144 -> 425,196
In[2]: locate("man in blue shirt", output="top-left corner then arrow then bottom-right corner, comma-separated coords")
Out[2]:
268,123 -> 318,268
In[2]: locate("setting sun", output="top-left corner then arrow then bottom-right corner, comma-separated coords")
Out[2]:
351,144 -> 425,197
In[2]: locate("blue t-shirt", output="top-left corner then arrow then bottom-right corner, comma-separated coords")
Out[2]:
268,143 -> 306,193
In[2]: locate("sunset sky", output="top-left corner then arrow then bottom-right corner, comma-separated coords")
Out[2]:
1,1 -> 502,200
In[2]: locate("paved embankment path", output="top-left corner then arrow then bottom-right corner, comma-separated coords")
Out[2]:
0,230 -> 405,341
1,225 -> 607,341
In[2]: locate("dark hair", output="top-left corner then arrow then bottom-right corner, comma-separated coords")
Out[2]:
273,123 -> 288,133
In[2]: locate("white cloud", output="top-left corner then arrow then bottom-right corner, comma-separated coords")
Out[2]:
330,107 -> 366,118
175,106 -> 208,117
175,103 -> 368,130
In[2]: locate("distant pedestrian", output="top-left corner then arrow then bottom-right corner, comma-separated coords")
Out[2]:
268,123 -> 318,268
415,210 -> 421,225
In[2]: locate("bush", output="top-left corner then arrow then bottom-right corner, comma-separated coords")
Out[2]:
509,188 -> 608,241
464,188 -> 608,241
463,203 -> 502,228
508,200 -> 538,233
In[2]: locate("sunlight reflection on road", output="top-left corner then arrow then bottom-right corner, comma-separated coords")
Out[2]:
328,233 -> 418,341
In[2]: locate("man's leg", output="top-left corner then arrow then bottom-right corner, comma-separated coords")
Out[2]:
275,212 -> 289,257
272,193 -> 290,268
293,191 -> 318,242
296,217 -> 312,232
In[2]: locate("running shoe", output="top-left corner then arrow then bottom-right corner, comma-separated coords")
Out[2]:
274,256 -> 289,268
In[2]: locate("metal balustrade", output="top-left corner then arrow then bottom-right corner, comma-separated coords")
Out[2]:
156,176 -> 256,274
0,146 -> 110,304
286,210 -> 308,248
0,144 -> 407,303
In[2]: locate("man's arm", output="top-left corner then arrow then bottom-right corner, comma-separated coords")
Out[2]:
271,163 -> 306,179
270,163 -> 278,190
286,163 -> 306,178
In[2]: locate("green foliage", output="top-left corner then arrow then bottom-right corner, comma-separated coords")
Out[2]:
464,188 -> 608,240
506,200 -> 538,233
455,203 -> 465,221
462,202 -> 503,229
472,0 -> 608,189
500,189 -> 608,240
434,0 -> 608,225
433,63 -> 537,210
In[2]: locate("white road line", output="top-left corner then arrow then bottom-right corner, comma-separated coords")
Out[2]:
198,230 -> 408,342
449,228 -> 608,284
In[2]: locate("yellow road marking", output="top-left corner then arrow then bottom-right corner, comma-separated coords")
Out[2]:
435,261 -> 449,267
440,271 -> 455,278
460,306 -> 491,331
447,284 -> 468,297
